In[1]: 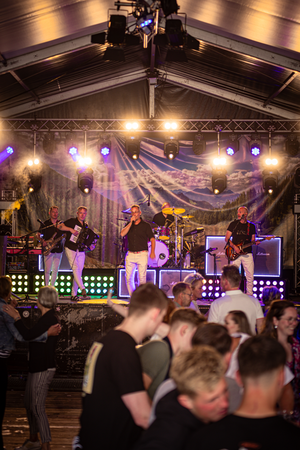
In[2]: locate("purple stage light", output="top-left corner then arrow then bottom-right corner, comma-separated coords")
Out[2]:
69,146 -> 78,156
6,146 -> 14,155
251,146 -> 261,156
101,146 -> 110,156
0,146 -> 14,164
226,147 -> 235,156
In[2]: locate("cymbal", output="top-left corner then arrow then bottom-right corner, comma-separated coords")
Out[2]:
181,215 -> 194,219
162,207 -> 186,215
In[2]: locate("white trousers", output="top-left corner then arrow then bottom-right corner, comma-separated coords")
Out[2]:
65,247 -> 85,296
231,253 -> 254,295
43,252 -> 62,286
125,251 -> 148,297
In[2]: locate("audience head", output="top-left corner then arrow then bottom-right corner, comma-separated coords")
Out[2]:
38,286 -> 58,309
169,308 -> 206,354
192,323 -> 232,369
221,265 -> 241,291
237,335 -> 286,393
183,273 -> 204,300
172,282 -> 192,307
261,286 -> 281,307
170,346 -> 228,423
262,300 -> 298,343
224,310 -> 252,336
0,275 -> 12,300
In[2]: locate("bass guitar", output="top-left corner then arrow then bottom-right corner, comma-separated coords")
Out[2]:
225,236 -> 275,261
44,233 -> 66,256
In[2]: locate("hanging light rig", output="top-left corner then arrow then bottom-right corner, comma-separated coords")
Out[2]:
28,131 -> 39,166
212,130 -> 227,195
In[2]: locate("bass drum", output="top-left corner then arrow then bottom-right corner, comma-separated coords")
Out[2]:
148,240 -> 169,267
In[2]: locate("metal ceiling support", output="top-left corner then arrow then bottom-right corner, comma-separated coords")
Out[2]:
9,70 -> 40,104
158,71 -> 300,120
2,118 -> 300,133
263,72 -> 299,107
0,36 -> 95,76
0,70 -> 147,118
186,25 -> 300,72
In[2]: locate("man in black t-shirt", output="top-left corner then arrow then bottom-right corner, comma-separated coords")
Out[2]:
121,204 -> 155,296
78,283 -> 169,450
225,206 -> 256,295
57,206 -> 89,301
152,202 -> 175,228
186,335 -> 300,450
37,206 -> 65,286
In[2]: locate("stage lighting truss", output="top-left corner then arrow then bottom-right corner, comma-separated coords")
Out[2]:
78,168 -> 94,194
285,135 -> 300,157
125,136 -> 141,160
212,168 -> 227,195
226,134 -> 239,156
263,169 -> 278,195
164,138 -> 179,160
192,133 -> 205,155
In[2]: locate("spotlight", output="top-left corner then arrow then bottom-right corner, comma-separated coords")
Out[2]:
263,169 -> 278,195
213,157 -> 226,167
250,138 -> 261,157
107,15 -> 126,45
212,169 -> 227,195
77,157 -> 92,168
27,172 -> 42,193
100,140 -> 111,156
192,134 -> 205,155
164,122 -> 177,130
285,136 -> 299,156
6,146 -> 14,155
164,139 -> 179,160
125,137 -> 140,160
103,47 -> 125,61
0,146 -> 14,164
137,14 -> 154,35
161,0 -> 180,17
78,168 -> 93,194
125,122 -> 139,130
226,135 -> 239,156
265,158 -> 278,166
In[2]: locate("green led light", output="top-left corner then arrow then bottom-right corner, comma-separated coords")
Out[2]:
97,289 -> 101,294
12,275 -> 16,279
18,281 -> 22,286
103,283 -> 108,288
91,276 -> 95,281
90,289 -> 95,293
91,283 -> 95,287
60,282 -> 65,287
17,288 -> 22,292
12,281 -> 16,285
84,276 -> 88,280
103,277 -> 108,281
109,282 -> 114,287
109,276 -> 114,281
24,282 -> 28,286
25,275 -> 28,280
61,288 -> 65,293
97,282 -> 101,287
97,276 -> 101,281
67,276 -> 71,280
66,288 -> 71,293
35,282 -> 40,286
67,282 -> 71,287
18,275 -> 22,279
60,276 -> 65,280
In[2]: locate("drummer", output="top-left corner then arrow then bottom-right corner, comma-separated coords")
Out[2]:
152,202 -> 175,228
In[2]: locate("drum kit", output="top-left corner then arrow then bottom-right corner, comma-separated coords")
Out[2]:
150,206 -> 204,268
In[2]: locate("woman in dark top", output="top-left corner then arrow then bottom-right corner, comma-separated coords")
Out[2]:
5,286 -> 60,450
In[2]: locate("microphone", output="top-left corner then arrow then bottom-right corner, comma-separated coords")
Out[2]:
148,194 -> 150,207
37,219 -> 45,226
208,247 -> 218,252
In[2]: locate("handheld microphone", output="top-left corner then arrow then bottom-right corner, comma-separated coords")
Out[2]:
37,219 -> 45,226
208,247 -> 218,252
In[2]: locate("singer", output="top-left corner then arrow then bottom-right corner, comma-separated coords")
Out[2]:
121,204 -> 155,297
37,206 -> 65,287
224,206 -> 256,295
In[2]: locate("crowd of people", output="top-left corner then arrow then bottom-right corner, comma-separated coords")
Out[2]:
1,263 -> 300,450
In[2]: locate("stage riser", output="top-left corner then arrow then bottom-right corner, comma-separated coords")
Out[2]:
9,304 -> 123,376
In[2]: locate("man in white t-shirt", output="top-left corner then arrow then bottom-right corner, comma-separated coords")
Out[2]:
208,265 -> 264,334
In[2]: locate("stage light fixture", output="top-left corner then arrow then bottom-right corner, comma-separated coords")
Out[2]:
0,146 -> 14,164
164,122 -> 177,130
164,139 -> 179,160
78,168 -> 94,194
27,172 -> 42,193
126,122 -> 139,130
285,135 -> 299,156
107,15 -> 126,44
125,137 -> 140,160
226,135 -> 239,156
137,14 -> 154,35
212,168 -> 227,195
103,46 -> 125,61
77,157 -> 92,168
263,169 -> 278,195
265,158 -> 278,166
250,138 -> 261,157
100,140 -> 111,156
213,157 -> 226,167
91,32 -> 106,45
192,134 -> 205,155
161,0 -> 180,17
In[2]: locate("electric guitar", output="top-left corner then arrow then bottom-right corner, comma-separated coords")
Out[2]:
43,233 -> 66,256
225,236 -> 275,261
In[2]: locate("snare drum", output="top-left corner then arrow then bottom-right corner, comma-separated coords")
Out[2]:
148,240 -> 169,267
158,226 -> 170,241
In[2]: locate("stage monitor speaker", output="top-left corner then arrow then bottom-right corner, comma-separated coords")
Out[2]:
205,236 -> 282,277
159,269 -> 196,297
0,236 -> 7,275
118,269 -> 156,298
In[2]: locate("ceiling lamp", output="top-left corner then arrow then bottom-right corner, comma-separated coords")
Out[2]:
100,139 -> 111,157
164,139 -> 179,160
212,168 -> 227,195
250,137 -> 261,157
263,169 -> 278,195
126,137 -> 140,160
27,172 -> 42,193
226,135 -> 239,156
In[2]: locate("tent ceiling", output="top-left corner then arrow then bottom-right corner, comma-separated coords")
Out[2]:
1,1 -> 300,119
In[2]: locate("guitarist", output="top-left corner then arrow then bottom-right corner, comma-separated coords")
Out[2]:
225,206 -> 256,295
37,206 -> 65,287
